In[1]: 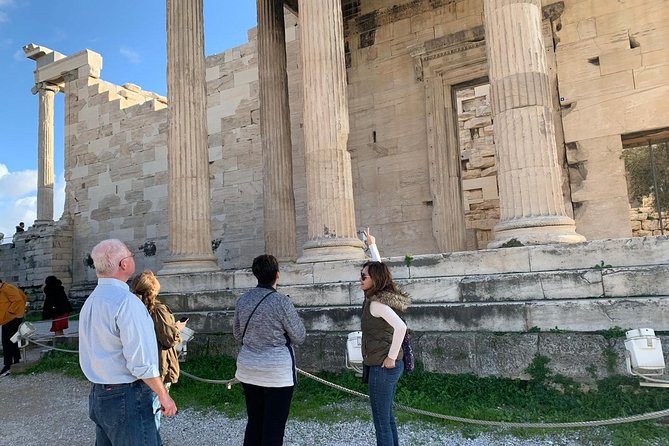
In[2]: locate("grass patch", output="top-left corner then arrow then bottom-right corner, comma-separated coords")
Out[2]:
22,349 -> 85,379
23,353 -> 669,445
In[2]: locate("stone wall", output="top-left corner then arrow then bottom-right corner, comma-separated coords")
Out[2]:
631,207 -> 669,238
0,221 -> 73,308
156,236 -> 669,381
205,29 -> 264,268
456,84 -> 499,250
556,0 -> 668,240
205,15 -> 308,268
186,331 -> 669,383
343,0 -> 464,256
64,76 -> 169,284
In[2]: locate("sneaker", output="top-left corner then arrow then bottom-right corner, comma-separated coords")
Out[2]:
0,366 -> 10,378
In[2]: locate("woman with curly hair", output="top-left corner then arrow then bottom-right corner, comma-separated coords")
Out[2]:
131,270 -> 186,433
360,229 -> 411,446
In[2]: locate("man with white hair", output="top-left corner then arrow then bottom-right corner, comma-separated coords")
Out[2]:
79,239 -> 177,445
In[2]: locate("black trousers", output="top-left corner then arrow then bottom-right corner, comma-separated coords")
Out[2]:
2,317 -> 22,367
241,383 -> 294,446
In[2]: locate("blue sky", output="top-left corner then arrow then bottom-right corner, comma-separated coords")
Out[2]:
0,0 -> 257,240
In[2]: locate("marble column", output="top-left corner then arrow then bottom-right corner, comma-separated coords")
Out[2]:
33,82 -> 60,226
257,0 -> 297,261
297,0 -> 365,262
160,0 -> 219,274
483,0 -> 585,247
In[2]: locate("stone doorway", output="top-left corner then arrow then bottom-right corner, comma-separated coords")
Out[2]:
452,79 -> 500,250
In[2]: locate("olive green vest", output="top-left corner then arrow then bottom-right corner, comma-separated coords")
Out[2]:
361,298 -> 404,366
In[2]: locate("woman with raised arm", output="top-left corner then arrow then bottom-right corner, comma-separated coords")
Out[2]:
360,228 -> 411,446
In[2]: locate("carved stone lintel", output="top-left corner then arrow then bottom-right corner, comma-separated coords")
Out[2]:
409,27 -> 486,83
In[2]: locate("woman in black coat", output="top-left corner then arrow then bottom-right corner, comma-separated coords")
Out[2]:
42,276 -> 73,336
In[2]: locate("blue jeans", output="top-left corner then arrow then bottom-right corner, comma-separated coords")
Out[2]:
89,381 -> 161,446
368,360 -> 403,446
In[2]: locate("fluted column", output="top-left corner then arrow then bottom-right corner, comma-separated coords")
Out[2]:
484,0 -> 585,247
33,82 -> 59,225
258,0 -> 297,262
160,0 -> 219,274
297,0 -> 365,262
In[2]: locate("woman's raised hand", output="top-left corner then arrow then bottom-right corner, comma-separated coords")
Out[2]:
363,227 -> 376,246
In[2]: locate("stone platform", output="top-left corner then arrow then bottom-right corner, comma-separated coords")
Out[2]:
63,236 -> 669,381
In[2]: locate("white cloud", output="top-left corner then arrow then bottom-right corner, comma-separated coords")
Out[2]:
120,46 -> 141,64
0,0 -> 15,7
0,11 -> 8,24
0,164 -> 36,197
0,196 -> 35,243
0,167 -> 65,244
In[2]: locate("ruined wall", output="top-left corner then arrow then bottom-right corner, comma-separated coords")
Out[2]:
456,84 -> 499,249
342,0 -> 466,256
64,75 -> 169,285
631,197 -> 669,237
0,222 -> 73,307
555,0 -> 669,239
205,30 -> 264,268
205,15 -> 307,269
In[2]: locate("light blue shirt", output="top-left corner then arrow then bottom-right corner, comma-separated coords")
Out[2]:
79,278 -> 160,384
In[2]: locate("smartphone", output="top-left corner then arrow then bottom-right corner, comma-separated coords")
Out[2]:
179,317 -> 189,323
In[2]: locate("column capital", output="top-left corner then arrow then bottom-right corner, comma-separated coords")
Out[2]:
31,82 -> 61,95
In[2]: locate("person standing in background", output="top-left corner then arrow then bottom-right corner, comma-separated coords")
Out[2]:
0,279 -> 28,377
42,275 -> 73,336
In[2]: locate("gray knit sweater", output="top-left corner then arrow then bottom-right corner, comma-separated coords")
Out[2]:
233,285 -> 306,387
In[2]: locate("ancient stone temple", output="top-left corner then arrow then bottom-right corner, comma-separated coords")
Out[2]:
2,0 -> 668,380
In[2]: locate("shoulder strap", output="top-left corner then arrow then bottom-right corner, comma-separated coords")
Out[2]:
241,290 -> 276,343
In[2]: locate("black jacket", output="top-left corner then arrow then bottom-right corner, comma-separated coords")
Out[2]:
42,282 -> 73,319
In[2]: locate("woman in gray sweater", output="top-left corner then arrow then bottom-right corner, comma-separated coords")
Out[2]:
233,254 -> 306,446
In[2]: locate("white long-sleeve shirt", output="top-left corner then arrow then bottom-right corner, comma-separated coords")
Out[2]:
367,243 -> 407,360
79,278 -> 160,384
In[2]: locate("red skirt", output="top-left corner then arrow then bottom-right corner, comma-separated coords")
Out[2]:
51,313 -> 70,332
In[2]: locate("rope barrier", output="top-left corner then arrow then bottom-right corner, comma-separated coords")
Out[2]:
22,336 -> 669,429
294,369 -> 669,428
28,338 -> 80,354
50,312 -> 79,322
180,370 -> 239,388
